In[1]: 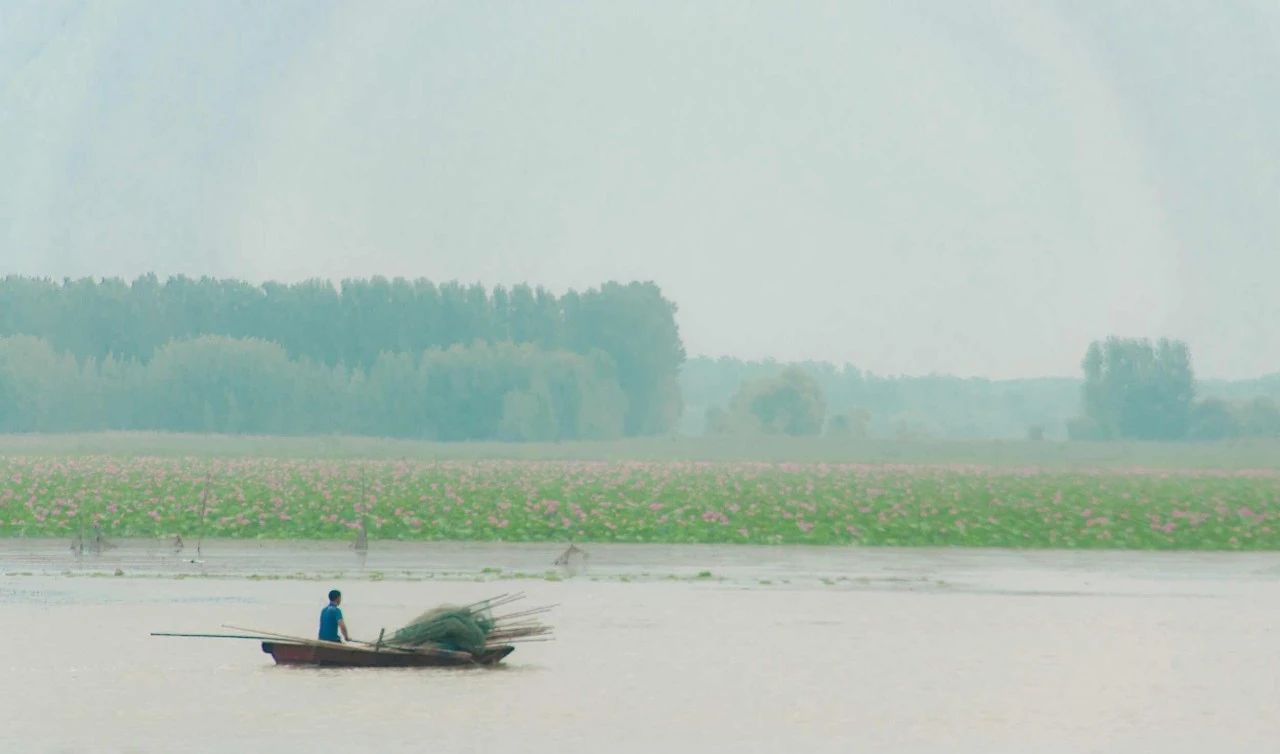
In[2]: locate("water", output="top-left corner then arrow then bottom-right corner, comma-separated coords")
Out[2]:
3,540 -> 1279,753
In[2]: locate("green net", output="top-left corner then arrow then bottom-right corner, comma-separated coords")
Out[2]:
385,605 -> 496,654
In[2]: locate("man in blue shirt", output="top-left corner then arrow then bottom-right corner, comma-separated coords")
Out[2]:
319,589 -> 352,643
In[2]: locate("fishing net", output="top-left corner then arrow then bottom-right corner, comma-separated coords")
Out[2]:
386,605 -> 497,654
384,594 -> 554,655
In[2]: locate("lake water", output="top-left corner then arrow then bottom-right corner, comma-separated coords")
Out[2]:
3,540 -> 1279,753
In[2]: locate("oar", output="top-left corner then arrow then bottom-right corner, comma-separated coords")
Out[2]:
221,624 -> 346,648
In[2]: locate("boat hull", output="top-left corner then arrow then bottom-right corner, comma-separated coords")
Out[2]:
261,641 -> 514,668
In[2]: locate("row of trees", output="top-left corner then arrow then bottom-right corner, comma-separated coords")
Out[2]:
1187,397 -> 1280,440
1071,337 -> 1280,440
0,336 -> 629,440
698,340 -> 1280,442
684,357 -> 1079,439
707,367 -> 828,436
0,276 -> 685,435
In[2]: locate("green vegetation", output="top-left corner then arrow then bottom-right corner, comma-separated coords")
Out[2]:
0,276 -> 684,438
4,276 -> 1278,445
1073,337 -> 1194,440
708,367 -> 827,436
682,356 -> 1083,439
5,432 -> 1280,468
2,451 -> 1279,549
0,336 -> 630,440
688,344 -> 1280,441
1071,337 -> 1280,442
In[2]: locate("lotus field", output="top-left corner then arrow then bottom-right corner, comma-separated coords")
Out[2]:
2,457 -> 1279,549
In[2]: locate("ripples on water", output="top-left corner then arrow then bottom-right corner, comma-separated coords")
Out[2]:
3,541 -> 1279,753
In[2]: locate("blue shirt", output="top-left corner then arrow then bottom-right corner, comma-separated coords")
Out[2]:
319,604 -> 343,642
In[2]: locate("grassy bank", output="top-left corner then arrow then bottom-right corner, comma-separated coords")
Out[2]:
2,432 -> 1280,469
1,454 -> 1277,549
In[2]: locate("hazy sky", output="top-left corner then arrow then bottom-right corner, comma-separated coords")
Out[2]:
3,1 -> 1278,379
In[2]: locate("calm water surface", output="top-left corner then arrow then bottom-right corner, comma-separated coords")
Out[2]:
2,540 -> 1278,753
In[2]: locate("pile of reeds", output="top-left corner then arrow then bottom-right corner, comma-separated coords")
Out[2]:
385,593 -> 553,654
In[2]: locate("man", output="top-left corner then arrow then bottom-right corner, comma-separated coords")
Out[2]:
319,589 -> 352,643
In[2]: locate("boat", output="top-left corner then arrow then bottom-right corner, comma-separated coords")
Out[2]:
261,639 -> 514,668
152,593 -> 549,669
151,627 -> 517,668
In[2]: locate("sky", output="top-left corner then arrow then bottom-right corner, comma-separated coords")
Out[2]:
2,0 -> 1278,379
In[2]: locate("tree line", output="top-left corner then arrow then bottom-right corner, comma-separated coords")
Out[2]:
0,275 -> 684,436
0,335 -> 629,440
1071,337 -> 1280,441
693,342 -> 1280,441
2,274 -> 1276,443
686,358 -> 1079,439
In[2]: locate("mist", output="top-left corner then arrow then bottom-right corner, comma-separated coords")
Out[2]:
4,1 -> 1278,379
7,8 -> 1280,751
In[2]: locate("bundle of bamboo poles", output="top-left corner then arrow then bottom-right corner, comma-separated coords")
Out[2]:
385,592 -> 554,653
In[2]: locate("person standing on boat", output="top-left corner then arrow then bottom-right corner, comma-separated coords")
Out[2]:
319,589 -> 352,643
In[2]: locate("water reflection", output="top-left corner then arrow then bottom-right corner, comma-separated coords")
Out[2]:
3,545 -> 1279,753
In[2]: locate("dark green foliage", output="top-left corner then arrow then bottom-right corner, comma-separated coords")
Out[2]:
0,337 -> 80,432
713,367 -> 826,436
1187,398 -> 1238,441
0,275 -> 682,437
0,335 -> 628,440
144,337 -> 300,434
563,282 -> 684,436
1076,337 -> 1195,440
1188,396 -> 1280,440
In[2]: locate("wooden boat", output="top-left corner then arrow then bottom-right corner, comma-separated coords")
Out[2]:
152,627 -> 516,668
153,594 -> 550,669
261,639 -> 514,668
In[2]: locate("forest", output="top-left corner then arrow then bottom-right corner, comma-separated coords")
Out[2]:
0,276 -> 682,438
2,276 -> 1278,441
689,341 -> 1280,441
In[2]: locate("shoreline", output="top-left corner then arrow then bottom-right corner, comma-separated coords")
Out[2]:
4,538 -> 1279,599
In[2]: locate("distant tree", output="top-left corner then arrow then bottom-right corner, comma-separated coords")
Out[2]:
413,342 -> 627,441
562,282 -> 684,435
1188,399 -> 1239,441
0,336 -> 92,431
681,355 -> 1084,441
727,367 -> 827,436
827,408 -> 870,438
1181,395 -> 1280,441
0,274 -> 682,438
145,336 -> 303,434
1238,396 -> 1280,438
362,352 -> 432,437
1078,337 -> 1195,440
499,389 -> 555,441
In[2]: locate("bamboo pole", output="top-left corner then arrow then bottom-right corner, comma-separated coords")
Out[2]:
150,632 -> 279,640
462,593 -> 523,612
490,605 -> 558,622
221,624 -> 468,658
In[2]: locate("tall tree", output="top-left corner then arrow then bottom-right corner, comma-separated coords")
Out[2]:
563,282 -> 685,435
1076,337 -> 1195,440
